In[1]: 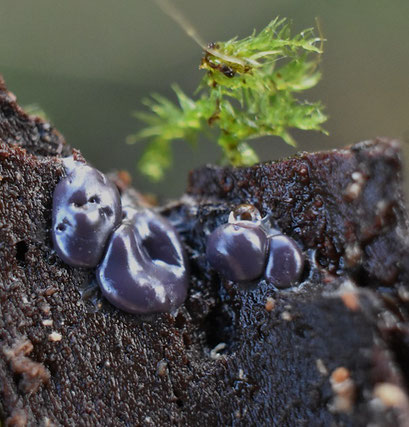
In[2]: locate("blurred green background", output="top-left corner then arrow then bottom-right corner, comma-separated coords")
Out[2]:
0,0 -> 408,199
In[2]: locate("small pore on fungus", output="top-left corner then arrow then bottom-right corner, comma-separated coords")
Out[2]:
228,204 -> 262,224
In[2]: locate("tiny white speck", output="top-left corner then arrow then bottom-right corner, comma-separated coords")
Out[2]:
210,343 -> 226,360
48,332 -> 62,342
281,311 -> 292,321
238,368 -> 246,380
351,171 -> 364,183
316,359 -> 328,376
42,319 -> 53,327
373,383 -> 408,408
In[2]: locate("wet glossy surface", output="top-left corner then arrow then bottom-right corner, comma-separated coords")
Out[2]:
206,222 -> 268,282
96,208 -> 189,314
264,235 -> 304,288
52,159 -> 122,267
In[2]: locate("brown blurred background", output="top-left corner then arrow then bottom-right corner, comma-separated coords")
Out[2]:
0,0 -> 408,199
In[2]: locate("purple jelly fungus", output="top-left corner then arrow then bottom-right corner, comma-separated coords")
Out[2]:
206,222 -> 268,282
264,234 -> 304,289
52,158 -> 122,268
96,208 -> 189,314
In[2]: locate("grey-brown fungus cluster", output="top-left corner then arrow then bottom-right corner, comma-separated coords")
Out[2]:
52,158 -> 189,314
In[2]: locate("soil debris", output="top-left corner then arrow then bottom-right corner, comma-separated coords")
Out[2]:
3,338 -> 50,394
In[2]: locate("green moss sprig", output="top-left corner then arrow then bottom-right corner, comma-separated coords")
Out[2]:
128,17 -> 327,181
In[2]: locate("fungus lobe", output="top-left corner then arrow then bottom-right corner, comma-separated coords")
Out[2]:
52,158 -> 122,268
264,234 -> 304,288
206,221 -> 268,283
96,208 -> 189,314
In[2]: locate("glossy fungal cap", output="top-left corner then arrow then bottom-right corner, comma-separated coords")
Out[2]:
52,160 -> 122,268
96,208 -> 189,314
264,235 -> 304,289
206,222 -> 268,282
